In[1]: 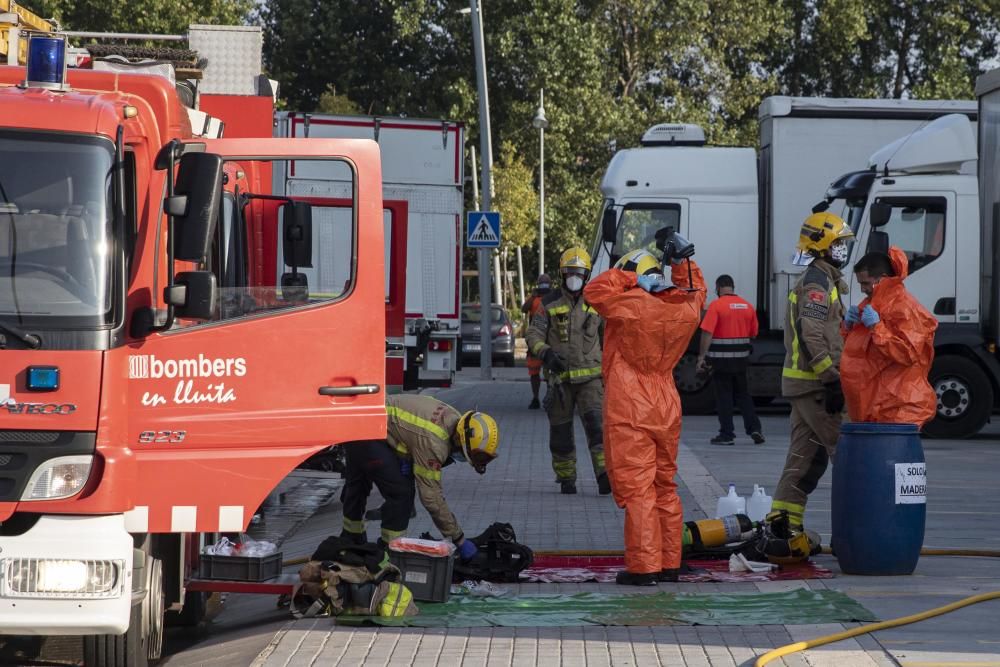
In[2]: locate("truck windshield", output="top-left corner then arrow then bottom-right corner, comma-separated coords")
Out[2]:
0,132 -> 114,328
612,204 -> 682,259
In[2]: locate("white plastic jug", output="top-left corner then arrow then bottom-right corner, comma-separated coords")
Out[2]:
747,484 -> 773,522
715,483 -> 746,518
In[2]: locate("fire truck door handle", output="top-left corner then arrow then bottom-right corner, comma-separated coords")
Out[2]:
319,384 -> 381,396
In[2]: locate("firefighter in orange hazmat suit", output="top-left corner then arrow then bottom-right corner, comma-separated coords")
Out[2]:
841,247 -> 937,425
584,239 -> 706,586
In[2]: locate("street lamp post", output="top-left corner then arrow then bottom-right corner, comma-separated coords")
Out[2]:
468,0 -> 494,380
533,89 -> 548,275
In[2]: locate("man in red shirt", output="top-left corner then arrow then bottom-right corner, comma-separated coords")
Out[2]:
697,274 -> 765,446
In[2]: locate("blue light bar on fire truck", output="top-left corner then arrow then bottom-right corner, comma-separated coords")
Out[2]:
24,33 -> 69,90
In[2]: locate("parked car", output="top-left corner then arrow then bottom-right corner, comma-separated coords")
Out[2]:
461,304 -> 516,367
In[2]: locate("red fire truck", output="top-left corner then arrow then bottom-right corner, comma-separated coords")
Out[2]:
0,32 -> 386,665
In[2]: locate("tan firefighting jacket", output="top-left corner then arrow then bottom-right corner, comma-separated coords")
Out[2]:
782,259 -> 846,398
525,288 -> 603,384
385,394 -> 464,541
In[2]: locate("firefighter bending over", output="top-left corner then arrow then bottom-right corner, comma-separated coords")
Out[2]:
339,395 -> 499,563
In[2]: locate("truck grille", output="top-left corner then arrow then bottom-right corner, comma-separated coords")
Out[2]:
0,431 -> 96,502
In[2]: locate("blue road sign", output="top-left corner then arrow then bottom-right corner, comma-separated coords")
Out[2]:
467,211 -> 501,248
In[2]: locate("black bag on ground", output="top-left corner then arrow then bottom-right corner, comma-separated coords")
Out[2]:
453,522 -> 534,583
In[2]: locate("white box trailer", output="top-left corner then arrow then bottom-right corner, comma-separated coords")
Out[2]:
275,112 -> 464,389
593,96 -> 977,415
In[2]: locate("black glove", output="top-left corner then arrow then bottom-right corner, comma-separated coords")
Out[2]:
823,379 -> 845,415
541,348 -> 567,374
655,227 -> 695,264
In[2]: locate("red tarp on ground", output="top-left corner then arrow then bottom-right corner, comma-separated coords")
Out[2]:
521,555 -> 833,583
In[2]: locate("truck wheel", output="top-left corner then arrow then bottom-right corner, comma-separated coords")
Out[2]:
84,553 -> 164,667
674,352 -> 715,415
924,355 -> 993,439
165,590 -> 207,628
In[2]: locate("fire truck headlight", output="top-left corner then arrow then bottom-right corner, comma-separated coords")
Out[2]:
21,455 -> 93,500
4,558 -> 123,597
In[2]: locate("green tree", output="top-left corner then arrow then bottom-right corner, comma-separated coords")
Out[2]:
29,0 -> 251,34
491,143 -> 539,306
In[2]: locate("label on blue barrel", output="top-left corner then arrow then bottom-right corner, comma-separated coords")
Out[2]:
894,463 -> 927,504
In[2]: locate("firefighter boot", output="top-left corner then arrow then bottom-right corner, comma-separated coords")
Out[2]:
658,569 -> 679,582
597,472 -> 612,495
561,481 -> 577,494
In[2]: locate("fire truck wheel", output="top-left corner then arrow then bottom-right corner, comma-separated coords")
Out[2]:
83,552 -> 163,667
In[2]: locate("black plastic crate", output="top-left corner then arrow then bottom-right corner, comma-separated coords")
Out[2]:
198,552 -> 283,581
388,549 -> 454,602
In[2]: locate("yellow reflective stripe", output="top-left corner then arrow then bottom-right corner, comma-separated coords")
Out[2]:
783,367 -> 819,379
831,287 -> 839,302
413,464 -> 441,481
583,304 -> 598,315
547,305 -> 570,315
380,527 -> 405,542
788,292 -> 803,373
342,518 -> 365,534
530,341 -> 547,355
387,406 -> 449,441
390,441 -> 409,456
772,500 -> 804,516
566,366 -> 602,380
812,356 -> 833,374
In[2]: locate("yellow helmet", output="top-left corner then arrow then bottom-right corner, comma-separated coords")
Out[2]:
797,212 -> 854,254
614,249 -> 662,276
456,410 -> 499,474
559,247 -> 592,272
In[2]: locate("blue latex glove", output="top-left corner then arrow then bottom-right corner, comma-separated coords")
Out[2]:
636,274 -> 658,292
637,274 -> 670,293
844,305 -> 861,328
399,459 -> 413,478
457,539 -> 478,561
861,305 -> 880,328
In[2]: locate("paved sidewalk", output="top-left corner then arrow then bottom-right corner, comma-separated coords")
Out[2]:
236,368 -> 1000,667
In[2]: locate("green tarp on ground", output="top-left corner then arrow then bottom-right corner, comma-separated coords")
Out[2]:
336,589 -> 877,628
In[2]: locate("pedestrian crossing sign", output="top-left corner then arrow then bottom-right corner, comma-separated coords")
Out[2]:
467,211 -> 501,248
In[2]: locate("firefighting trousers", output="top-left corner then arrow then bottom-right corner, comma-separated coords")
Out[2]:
774,392 -> 843,530
543,378 -> 606,482
341,440 -> 415,542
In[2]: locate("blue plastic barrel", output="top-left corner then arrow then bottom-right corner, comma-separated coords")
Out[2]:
831,422 -> 926,575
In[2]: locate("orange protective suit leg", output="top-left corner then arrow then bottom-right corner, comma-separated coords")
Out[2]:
656,414 -> 683,570
606,421 -> 661,575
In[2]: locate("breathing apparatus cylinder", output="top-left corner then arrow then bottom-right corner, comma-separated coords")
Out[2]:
683,514 -> 756,552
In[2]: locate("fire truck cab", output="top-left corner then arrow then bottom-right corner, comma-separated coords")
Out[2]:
0,35 -> 386,665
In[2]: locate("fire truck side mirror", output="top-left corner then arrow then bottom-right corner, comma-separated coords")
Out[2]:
283,201 -> 314,268
166,271 -> 218,320
170,152 -> 224,262
601,207 -> 617,243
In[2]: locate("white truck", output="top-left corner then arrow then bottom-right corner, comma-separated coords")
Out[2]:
592,96 -> 978,433
812,78 -> 1000,438
274,113 -> 464,390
